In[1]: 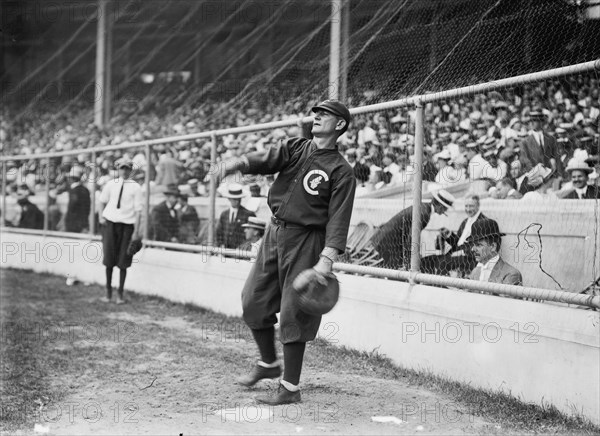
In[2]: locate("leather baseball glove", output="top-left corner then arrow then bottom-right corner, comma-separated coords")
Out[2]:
292,268 -> 340,316
127,238 -> 143,256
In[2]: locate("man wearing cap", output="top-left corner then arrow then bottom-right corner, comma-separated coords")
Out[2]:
216,99 -> 356,405
150,183 -> 181,242
98,158 -> 143,304
216,183 -> 256,249
371,189 -> 455,271
466,218 -> 522,286
520,110 -> 561,175
238,217 -> 266,255
562,161 -> 600,199
64,165 -> 91,233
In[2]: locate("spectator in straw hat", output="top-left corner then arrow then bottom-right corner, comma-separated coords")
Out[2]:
480,141 -> 507,182
371,189 -> 455,271
466,218 -> 522,287
562,160 -> 599,199
64,165 -> 91,233
216,183 -> 255,249
238,217 -> 267,255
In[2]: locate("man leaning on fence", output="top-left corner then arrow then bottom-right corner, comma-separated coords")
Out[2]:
371,190 -> 455,271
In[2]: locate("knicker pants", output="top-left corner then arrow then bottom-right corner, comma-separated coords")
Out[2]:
241,222 -> 325,344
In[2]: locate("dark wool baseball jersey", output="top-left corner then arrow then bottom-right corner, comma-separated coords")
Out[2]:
245,137 -> 356,253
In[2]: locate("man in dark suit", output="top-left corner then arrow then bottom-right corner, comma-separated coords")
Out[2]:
64,166 -> 91,233
13,184 -> 44,230
216,183 -> 256,249
466,218 -> 522,286
371,190 -> 455,270
150,184 -> 180,242
520,111 -> 561,176
422,194 -> 487,276
177,193 -> 200,244
562,160 -> 600,199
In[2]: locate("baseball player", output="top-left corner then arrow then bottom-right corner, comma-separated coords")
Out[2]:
98,158 -> 143,304
217,100 -> 356,405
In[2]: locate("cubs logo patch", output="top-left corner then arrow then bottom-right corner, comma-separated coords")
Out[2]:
303,169 -> 329,195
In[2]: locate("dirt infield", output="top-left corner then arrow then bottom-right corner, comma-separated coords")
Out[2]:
0,268 -> 595,435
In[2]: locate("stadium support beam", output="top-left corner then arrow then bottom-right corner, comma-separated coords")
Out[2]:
329,0 -> 342,100
104,6 -> 113,125
340,0 -> 349,102
410,101 -> 425,275
208,133 -> 218,246
94,0 -> 109,127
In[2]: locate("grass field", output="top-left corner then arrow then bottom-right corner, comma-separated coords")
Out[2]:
1,267 -> 598,435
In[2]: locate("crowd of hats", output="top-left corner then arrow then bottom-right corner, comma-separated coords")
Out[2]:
1,73 -> 598,195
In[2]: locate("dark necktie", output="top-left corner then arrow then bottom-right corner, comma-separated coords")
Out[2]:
116,183 -> 124,209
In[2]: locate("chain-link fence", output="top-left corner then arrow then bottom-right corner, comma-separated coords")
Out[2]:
1,0 -> 599,301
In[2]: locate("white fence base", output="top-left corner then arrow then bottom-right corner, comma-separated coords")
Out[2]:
1,232 -> 599,425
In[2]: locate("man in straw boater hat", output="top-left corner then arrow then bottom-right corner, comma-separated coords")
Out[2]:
214,99 -> 356,404
371,189 -> 455,271
238,217 -> 267,255
562,160 -> 600,199
465,218 -> 522,286
216,183 -> 256,249
98,157 -> 143,304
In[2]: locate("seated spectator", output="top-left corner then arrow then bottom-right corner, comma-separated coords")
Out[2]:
382,152 -> 400,185
150,184 -> 180,242
520,110 -> 561,176
422,194 -> 486,276
64,165 -> 91,233
491,177 -> 523,199
480,140 -> 507,182
562,160 -> 600,199
155,149 -> 183,187
238,217 -> 266,255
434,149 -> 467,187
216,183 -> 256,249
466,218 -> 522,286
11,184 -> 44,230
466,142 -> 487,180
176,193 -> 200,244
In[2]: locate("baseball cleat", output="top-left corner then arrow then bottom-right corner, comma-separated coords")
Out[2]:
255,384 -> 301,405
236,364 -> 281,387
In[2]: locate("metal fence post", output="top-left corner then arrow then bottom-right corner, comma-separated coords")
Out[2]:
410,100 -> 425,275
1,162 -> 6,228
89,151 -> 97,236
144,144 -> 151,241
44,157 -> 51,233
208,133 -> 218,246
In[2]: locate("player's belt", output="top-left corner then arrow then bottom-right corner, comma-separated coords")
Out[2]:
271,216 -> 318,230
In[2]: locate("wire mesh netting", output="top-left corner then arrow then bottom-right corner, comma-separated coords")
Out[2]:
1,0 -> 599,294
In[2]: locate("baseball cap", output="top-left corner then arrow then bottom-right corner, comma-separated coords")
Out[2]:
311,100 -> 351,132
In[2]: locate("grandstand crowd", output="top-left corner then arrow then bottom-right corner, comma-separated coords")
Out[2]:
1,72 -> 599,241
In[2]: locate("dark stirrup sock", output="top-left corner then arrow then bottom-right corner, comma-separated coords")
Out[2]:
118,268 -> 127,298
283,342 -> 306,386
105,267 -> 113,299
251,327 -> 277,364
